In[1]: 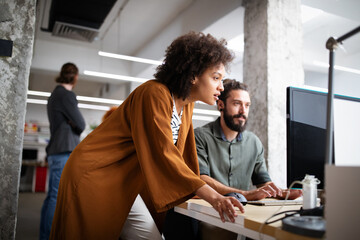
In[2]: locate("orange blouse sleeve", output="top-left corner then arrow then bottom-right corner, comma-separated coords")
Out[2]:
129,81 -> 205,212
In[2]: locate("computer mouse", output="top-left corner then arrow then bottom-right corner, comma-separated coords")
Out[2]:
224,192 -> 247,206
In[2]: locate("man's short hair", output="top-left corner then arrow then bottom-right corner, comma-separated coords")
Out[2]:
218,79 -> 249,104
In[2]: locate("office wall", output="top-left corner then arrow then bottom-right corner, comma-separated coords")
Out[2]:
305,70 -> 360,98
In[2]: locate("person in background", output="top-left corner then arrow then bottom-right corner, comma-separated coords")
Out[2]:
39,62 -> 85,240
50,32 -> 244,240
194,79 -> 302,240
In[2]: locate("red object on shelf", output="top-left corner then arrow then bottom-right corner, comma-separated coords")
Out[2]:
35,166 -> 47,192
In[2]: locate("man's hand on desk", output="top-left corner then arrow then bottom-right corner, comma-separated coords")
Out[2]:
276,189 -> 303,200
259,182 -> 303,200
241,182 -> 302,201
242,182 -> 282,201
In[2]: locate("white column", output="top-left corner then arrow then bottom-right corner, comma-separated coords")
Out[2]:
243,0 -> 304,187
0,0 -> 36,239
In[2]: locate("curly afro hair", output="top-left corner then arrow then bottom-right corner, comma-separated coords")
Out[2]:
154,31 -> 234,100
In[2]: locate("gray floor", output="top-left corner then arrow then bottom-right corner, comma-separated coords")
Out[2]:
16,192 -> 46,240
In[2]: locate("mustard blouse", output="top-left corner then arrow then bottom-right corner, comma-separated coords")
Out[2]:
50,80 -> 205,239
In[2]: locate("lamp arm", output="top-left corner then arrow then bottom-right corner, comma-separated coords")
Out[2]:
325,25 -> 360,165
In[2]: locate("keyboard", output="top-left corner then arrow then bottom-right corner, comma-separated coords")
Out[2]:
247,198 -> 303,206
247,197 -> 321,206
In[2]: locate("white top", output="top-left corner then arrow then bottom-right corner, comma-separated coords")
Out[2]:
170,96 -> 183,145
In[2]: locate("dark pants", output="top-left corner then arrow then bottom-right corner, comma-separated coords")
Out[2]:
163,208 -> 199,240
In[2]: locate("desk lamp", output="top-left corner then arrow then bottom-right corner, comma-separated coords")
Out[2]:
281,25 -> 360,239
324,26 -> 360,165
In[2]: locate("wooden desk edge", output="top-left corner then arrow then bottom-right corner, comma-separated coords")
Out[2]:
176,199 -> 324,240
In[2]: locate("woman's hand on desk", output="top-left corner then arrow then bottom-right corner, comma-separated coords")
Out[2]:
195,184 -> 245,223
212,195 -> 245,223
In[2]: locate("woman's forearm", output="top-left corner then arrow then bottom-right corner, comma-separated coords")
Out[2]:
194,184 -> 245,223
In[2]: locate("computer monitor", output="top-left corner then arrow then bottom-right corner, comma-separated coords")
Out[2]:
286,86 -> 360,189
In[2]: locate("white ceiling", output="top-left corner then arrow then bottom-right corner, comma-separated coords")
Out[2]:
30,0 -> 360,99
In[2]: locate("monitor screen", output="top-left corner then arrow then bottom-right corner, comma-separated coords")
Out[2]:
286,87 -> 360,189
286,87 -> 329,189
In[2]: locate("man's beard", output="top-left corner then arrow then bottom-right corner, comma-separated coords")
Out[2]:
223,107 -> 247,133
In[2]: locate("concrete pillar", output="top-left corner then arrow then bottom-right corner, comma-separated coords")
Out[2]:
0,0 -> 36,239
243,0 -> 304,187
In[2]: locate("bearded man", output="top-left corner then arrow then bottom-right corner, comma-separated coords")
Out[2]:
194,79 -> 301,240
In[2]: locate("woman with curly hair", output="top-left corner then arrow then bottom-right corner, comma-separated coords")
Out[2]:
50,32 -> 244,240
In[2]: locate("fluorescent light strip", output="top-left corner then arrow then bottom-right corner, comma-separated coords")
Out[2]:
195,101 -> 209,105
26,99 -> 47,105
27,98 -> 216,121
27,90 -> 51,97
313,61 -> 360,75
84,70 -> 148,83
27,90 -> 216,112
192,115 -> 216,121
77,96 -> 122,105
27,98 -> 111,111
28,90 -> 123,105
334,65 -> 360,75
99,51 -> 163,65
27,91 -> 218,120
27,98 -> 217,121
193,108 -> 220,116
78,103 -> 110,111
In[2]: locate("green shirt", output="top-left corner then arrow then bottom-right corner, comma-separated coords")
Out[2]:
194,118 -> 271,191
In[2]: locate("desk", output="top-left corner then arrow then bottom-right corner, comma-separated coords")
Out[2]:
175,199 -> 323,240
